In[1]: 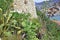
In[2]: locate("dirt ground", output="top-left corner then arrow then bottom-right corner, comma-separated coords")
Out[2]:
52,20 -> 60,25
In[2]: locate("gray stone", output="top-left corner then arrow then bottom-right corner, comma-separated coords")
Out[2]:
13,0 -> 37,18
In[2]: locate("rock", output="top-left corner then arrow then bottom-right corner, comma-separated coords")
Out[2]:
13,0 -> 37,18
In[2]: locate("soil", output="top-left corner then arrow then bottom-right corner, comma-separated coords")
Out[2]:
52,20 -> 60,25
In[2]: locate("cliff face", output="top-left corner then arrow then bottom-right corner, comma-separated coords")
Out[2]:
13,0 -> 37,18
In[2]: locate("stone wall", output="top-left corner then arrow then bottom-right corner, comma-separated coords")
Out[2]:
13,0 -> 37,18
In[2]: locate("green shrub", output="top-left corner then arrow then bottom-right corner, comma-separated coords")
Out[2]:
36,10 -> 60,40
0,0 -> 13,13
0,9 -> 41,40
0,0 -> 41,40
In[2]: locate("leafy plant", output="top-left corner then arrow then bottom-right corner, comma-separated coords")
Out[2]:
21,18 -> 41,40
0,10 -> 41,40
